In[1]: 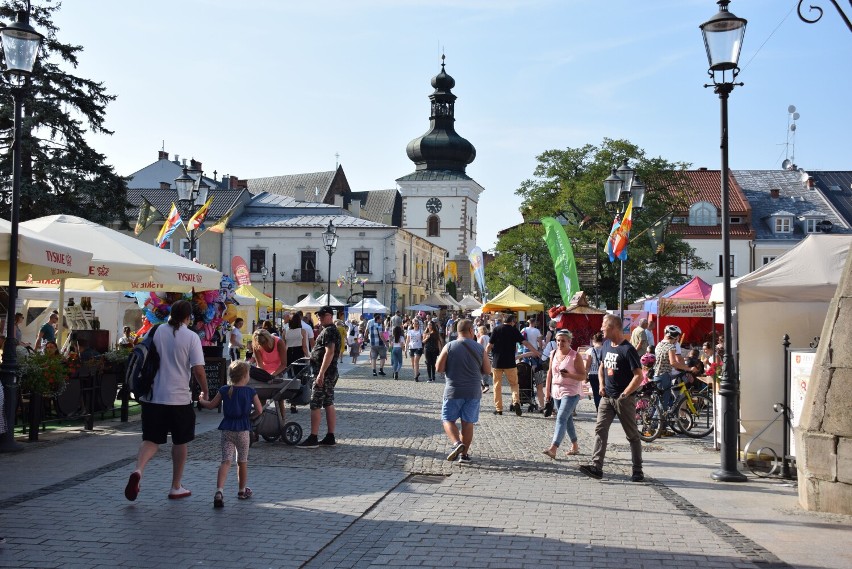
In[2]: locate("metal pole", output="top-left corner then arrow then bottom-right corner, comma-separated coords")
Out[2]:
619,259 -> 625,321
271,253 -> 277,326
326,249 -> 333,303
0,88 -> 25,452
712,84 -> 747,482
782,333 -> 792,479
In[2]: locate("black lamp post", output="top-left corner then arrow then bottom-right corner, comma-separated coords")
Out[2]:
322,220 -> 338,304
261,265 -> 268,294
603,158 -> 646,320
701,0 -> 748,483
0,7 -> 43,452
271,253 -> 277,326
521,253 -> 531,292
174,167 -> 209,260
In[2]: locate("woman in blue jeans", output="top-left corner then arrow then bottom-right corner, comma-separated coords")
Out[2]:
390,326 -> 405,380
542,330 -> 587,458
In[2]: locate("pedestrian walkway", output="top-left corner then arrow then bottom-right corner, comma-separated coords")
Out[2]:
0,360 -> 849,568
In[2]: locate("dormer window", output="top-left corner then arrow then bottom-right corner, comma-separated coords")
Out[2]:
775,217 -> 792,233
802,216 -> 827,233
688,201 -> 717,226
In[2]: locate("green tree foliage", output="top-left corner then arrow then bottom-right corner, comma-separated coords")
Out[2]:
0,0 -> 130,225
490,138 -> 709,310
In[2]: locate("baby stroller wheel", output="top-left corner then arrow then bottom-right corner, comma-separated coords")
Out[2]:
282,422 -> 303,445
261,434 -> 280,442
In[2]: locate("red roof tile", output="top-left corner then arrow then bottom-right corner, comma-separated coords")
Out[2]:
676,169 -> 751,215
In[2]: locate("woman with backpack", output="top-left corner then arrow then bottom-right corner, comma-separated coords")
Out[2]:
583,331 -> 604,411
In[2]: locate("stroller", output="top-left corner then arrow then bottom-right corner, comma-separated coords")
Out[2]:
249,358 -> 313,445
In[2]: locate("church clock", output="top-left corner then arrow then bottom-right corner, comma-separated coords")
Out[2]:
426,197 -> 442,214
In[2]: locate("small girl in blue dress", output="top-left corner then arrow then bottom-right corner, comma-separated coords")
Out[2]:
199,361 -> 262,508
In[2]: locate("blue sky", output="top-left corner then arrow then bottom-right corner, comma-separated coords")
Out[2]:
51,0 -> 851,250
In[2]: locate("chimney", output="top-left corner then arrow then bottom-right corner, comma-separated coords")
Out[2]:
229,176 -> 238,190
294,185 -> 307,202
159,182 -> 171,190
807,176 -> 815,190
770,188 -> 780,199
347,199 -> 362,218
182,158 -> 188,167
236,179 -> 247,189
333,194 -> 344,208
158,150 -> 169,161
189,158 -> 202,172
174,154 -> 180,164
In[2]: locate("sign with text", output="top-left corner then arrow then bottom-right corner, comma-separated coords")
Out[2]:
659,299 -> 713,318
231,256 -> 251,286
789,349 -> 816,456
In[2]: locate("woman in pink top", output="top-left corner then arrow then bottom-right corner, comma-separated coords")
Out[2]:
542,329 -> 587,458
250,329 -> 288,378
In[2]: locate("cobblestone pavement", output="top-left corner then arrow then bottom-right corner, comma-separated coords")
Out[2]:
0,362 -> 847,568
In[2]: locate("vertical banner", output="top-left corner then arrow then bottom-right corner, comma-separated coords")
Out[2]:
541,217 -> 580,307
231,256 -> 252,286
445,261 -> 458,283
468,246 -> 486,293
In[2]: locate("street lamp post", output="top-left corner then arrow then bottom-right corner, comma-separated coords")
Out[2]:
0,7 -> 43,452
521,254 -> 531,292
322,220 -> 338,304
345,265 -> 357,303
261,265 -> 268,294
603,159 -> 646,320
271,253 -> 277,327
174,167 -> 209,260
702,0 -> 748,482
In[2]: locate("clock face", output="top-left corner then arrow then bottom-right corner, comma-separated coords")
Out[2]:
426,197 -> 442,214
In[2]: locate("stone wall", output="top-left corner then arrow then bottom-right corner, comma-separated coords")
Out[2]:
796,250 -> 852,514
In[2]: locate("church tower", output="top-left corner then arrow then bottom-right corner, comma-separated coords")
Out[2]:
396,56 -> 484,296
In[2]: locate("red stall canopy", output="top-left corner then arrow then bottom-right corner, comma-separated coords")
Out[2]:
548,291 -> 607,349
655,276 -> 721,346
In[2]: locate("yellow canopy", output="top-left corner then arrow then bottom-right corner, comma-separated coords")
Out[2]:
480,285 -> 544,313
235,284 -> 286,309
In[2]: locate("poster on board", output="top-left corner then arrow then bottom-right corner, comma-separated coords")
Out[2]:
789,349 -> 816,456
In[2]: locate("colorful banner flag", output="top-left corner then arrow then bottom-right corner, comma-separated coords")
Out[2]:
468,246 -> 486,293
606,217 -> 620,262
608,198 -> 633,262
541,217 -> 580,306
187,196 -> 213,232
204,206 -> 237,235
134,197 -> 163,235
155,203 -> 183,249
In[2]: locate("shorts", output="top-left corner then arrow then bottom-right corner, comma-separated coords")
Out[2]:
408,348 -> 423,357
141,402 -> 196,445
441,398 -> 481,424
309,373 -> 339,410
370,345 -> 387,360
221,430 -> 250,463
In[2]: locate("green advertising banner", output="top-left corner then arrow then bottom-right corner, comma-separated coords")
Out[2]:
541,216 -> 580,307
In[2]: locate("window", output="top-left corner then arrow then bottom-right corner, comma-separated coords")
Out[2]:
300,251 -> 317,282
689,202 -> 717,226
403,252 -> 407,277
179,239 -> 200,260
249,249 -> 266,273
678,257 -> 690,277
717,254 -> 736,277
730,216 -> 742,224
775,217 -> 792,233
470,217 -> 474,238
762,256 -> 777,266
354,250 -> 370,274
427,215 -> 440,237
805,218 -> 823,233
161,239 -> 173,253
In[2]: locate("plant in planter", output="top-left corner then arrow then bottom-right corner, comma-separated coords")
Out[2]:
18,353 -> 70,396
103,348 -> 131,370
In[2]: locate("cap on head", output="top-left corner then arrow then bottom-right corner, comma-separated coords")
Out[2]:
317,306 -> 334,317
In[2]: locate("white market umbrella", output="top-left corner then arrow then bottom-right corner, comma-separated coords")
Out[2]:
20,215 -> 222,292
348,298 -> 389,314
407,304 -> 439,312
293,294 -> 323,310
0,218 -> 92,282
314,293 -> 345,307
458,294 -> 483,310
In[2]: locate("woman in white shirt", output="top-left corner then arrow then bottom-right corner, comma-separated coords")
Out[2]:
406,319 -> 424,381
229,318 -> 244,361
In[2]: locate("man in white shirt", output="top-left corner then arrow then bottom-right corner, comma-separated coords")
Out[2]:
298,311 -> 315,351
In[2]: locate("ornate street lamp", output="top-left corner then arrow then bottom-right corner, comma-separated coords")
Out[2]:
603,158 -> 646,320
261,265 -> 268,294
0,6 -> 43,452
174,167 -> 209,259
322,220 -> 338,303
344,264 -> 357,303
521,253 -> 531,292
701,0 -> 748,483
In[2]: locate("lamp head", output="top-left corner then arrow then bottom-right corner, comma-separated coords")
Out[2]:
700,0 -> 747,75
174,167 -> 195,202
0,9 -> 43,80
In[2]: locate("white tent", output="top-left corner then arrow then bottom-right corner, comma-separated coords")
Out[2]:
458,294 -> 482,310
728,234 -> 852,453
0,218 -> 92,281
293,294 -> 323,310
348,298 -> 389,314
313,293 -> 346,307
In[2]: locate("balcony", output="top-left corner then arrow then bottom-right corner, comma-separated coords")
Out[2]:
291,269 -> 323,283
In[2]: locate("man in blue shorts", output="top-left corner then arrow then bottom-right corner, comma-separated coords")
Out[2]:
437,319 -> 491,465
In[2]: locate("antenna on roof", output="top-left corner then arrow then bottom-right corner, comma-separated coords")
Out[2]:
335,152 -> 339,169
783,105 -> 800,170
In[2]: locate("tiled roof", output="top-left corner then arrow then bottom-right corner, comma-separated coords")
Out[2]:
246,171 -> 336,202
733,170 -> 849,240
246,192 -> 335,210
127,158 -> 224,190
127,188 -> 249,220
349,189 -> 399,224
231,214 -> 390,229
396,170 -> 473,183
808,171 -> 852,228
677,170 -> 751,214
669,223 -> 753,239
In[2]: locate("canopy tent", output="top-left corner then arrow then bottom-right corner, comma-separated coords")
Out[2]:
292,294 -> 323,310
0,218 -> 93,282
458,294 -> 483,310
20,215 -> 222,292
348,298 -> 389,314
480,285 -> 544,313
407,304 -> 439,312
421,292 -> 461,309
726,234 -> 852,454
313,293 -> 346,307
548,291 -> 607,349
654,276 -> 721,345
235,284 -> 286,310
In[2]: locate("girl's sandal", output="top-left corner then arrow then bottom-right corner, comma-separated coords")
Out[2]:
213,491 -> 224,508
237,487 -> 253,500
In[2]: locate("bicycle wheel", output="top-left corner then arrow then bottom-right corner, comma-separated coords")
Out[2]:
677,393 -> 714,438
635,392 -> 663,442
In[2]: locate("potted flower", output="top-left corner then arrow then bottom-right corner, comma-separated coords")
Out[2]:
18,352 -> 69,396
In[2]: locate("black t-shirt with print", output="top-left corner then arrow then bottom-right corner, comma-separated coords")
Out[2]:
310,324 -> 341,377
600,339 -> 642,397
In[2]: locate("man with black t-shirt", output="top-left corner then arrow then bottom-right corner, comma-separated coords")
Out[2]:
486,313 -> 540,416
579,313 -> 645,482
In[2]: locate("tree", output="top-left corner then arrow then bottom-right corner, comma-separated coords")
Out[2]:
491,138 -> 709,310
0,0 -> 130,226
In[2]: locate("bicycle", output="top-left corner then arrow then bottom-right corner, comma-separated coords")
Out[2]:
635,372 -> 714,442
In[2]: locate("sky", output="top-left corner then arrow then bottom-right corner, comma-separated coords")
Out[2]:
48,0 -> 852,251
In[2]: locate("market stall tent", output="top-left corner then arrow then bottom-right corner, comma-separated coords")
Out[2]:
348,298 -> 389,314
653,276 -> 721,345
0,218 -> 92,282
549,291 -> 607,349
729,234 -> 852,454
480,285 -> 544,313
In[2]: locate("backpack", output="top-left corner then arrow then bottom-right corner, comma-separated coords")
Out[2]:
126,324 -> 161,401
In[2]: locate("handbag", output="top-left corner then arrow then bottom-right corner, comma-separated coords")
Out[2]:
543,397 -> 554,418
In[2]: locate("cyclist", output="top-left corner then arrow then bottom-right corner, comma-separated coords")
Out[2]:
653,325 -> 700,412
